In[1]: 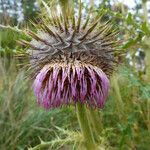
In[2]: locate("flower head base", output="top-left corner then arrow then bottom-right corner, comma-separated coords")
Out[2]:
33,61 -> 109,109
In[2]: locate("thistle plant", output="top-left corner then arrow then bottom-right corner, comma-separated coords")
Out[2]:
19,1 -> 121,149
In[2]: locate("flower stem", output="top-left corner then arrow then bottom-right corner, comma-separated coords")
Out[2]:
76,103 -> 96,150
88,109 -> 102,137
111,74 -> 124,119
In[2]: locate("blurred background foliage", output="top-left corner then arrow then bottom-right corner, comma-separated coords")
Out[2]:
0,0 -> 150,149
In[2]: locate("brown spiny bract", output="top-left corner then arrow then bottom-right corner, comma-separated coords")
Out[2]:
19,4 -> 120,78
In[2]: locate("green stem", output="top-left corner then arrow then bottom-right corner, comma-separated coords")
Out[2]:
88,109 -> 102,138
142,0 -> 148,22
28,141 -> 52,150
0,24 -> 23,33
142,0 -> 150,132
111,74 -> 124,119
90,0 -> 94,9
76,103 -> 96,150
147,101 -> 150,132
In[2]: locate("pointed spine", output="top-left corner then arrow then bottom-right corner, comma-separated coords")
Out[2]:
56,16 -> 64,31
72,13 -> 76,30
82,14 -> 90,30
76,1 -> 82,32
42,23 -> 58,41
17,40 -> 46,51
27,30 -> 54,47
78,18 -> 100,41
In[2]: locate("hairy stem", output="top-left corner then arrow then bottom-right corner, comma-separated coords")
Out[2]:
28,141 -> 52,150
76,103 -> 96,150
111,74 -> 124,119
0,24 -> 23,33
88,108 -> 102,139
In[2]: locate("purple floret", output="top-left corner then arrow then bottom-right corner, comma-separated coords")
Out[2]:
33,62 -> 109,109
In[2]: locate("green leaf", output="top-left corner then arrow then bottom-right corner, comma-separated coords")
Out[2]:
141,22 -> 149,34
122,38 -> 136,49
126,13 -> 133,24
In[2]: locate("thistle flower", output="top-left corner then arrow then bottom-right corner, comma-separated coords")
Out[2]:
19,3 -> 121,109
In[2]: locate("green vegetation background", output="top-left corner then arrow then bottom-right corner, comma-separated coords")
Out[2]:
0,0 -> 150,149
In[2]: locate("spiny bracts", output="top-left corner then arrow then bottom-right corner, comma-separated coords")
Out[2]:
19,3 -> 121,109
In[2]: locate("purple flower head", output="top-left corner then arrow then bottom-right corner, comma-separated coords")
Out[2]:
33,62 -> 109,109
19,3 -> 121,109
